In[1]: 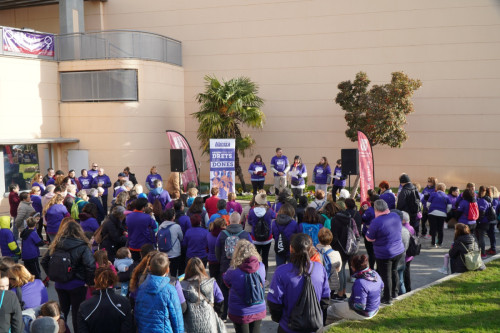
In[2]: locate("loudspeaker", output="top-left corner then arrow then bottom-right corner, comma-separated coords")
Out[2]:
341,149 -> 359,175
170,149 -> 187,172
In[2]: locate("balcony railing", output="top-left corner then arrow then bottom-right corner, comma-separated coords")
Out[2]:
0,26 -> 182,66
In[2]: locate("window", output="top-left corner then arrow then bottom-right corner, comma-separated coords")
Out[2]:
2,144 -> 40,192
60,69 -> 138,102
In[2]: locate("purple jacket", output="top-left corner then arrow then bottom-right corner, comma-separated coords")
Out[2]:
361,207 -> 375,235
175,211 -> 191,235
182,226 -> 209,259
248,162 -> 267,182
31,194 -> 43,214
421,186 -> 435,206
333,166 -> 346,187
207,231 -> 219,262
448,194 -> 458,208
312,164 -> 331,185
146,174 -> 163,191
226,201 -> 243,214
349,268 -> 383,317
271,215 -> 299,258
126,211 -> 158,250
456,200 -> 476,224
45,204 -> 69,234
366,212 -> 405,260
91,175 -> 112,195
267,261 -> 330,333
147,188 -> 171,210
428,191 -> 451,215
32,182 -> 46,195
380,190 -> 396,210
477,197 -> 492,224
80,216 -> 100,233
16,279 -> 48,309
21,229 -> 43,260
223,256 -> 267,320
87,169 -> 98,179
270,156 -> 290,176
78,176 -> 93,190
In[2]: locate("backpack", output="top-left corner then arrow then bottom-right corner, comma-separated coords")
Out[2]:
47,247 -> 79,283
406,234 -> 421,257
317,247 -> 334,278
157,224 -> 177,252
406,189 -> 421,215
467,202 -> 479,221
254,215 -> 270,242
287,266 -> 323,332
460,241 -> 483,271
274,224 -> 289,256
486,205 -> 496,222
223,230 -> 244,259
243,271 -> 265,305
70,200 -> 80,220
321,214 -> 332,230
302,223 -> 321,246
338,218 -> 359,256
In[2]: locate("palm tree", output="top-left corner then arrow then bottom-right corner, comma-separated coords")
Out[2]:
193,75 -> 265,192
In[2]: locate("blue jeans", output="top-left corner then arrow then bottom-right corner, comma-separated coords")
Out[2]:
487,223 -> 497,251
398,265 -> 406,295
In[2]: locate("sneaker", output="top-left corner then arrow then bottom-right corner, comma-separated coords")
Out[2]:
424,235 -> 432,239
481,254 -> 487,259
331,294 -> 345,303
435,244 -> 442,249
437,267 -> 448,275
381,299 -> 393,306
486,249 -> 496,255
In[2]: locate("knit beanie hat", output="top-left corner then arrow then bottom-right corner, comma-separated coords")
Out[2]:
31,317 -> 59,333
399,174 -> 411,184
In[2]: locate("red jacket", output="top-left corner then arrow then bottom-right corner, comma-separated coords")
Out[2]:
9,192 -> 20,217
205,196 -> 220,217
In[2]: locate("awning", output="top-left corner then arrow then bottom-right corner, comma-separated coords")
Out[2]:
0,138 -> 79,145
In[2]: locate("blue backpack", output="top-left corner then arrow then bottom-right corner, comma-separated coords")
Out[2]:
317,247 -> 334,278
243,272 -> 265,305
302,223 -> 321,246
157,224 -> 176,252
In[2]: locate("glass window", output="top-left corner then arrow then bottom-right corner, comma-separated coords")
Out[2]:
2,144 -> 40,192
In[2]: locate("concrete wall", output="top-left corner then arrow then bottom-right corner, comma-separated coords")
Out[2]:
1,0 -> 500,190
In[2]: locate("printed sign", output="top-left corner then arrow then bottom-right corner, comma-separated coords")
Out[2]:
210,139 -> 235,200
358,131 -> 375,204
3,28 -> 54,57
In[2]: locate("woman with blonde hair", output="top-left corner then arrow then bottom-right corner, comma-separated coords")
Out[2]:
133,184 -> 147,199
43,194 -> 70,241
226,192 -> 242,214
41,221 -> 95,332
145,166 -> 162,192
223,240 -> 266,333
8,264 -> 48,309
31,173 -> 46,195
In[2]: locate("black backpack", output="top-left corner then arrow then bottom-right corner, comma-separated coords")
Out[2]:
288,266 -> 323,332
406,234 -> 421,257
274,224 -> 289,256
254,215 -> 270,242
47,246 -> 81,283
406,189 -> 421,215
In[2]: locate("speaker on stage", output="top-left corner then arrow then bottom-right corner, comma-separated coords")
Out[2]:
170,149 -> 187,172
341,149 -> 359,175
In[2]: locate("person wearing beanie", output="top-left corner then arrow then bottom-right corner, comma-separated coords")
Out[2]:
182,214 -> 209,266
396,173 -> 421,234
31,317 -> 59,333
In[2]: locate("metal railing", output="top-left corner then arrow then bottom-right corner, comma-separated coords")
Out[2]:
0,26 -> 182,66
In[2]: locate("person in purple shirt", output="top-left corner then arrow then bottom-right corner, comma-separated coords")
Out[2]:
207,217 -> 226,288
182,214 -> 209,265
270,148 -> 290,195
78,203 -> 100,233
174,200 -> 191,235
8,264 -> 48,310
21,216 -> 45,279
43,194 -> 70,241
365,199 -> 405,305
30,187 -> 43,215
31,173 -> 46,195
224,239 -> 267,332
126,198 -> 158,262
145,166 -> 163,192
248,155 -> 267,195
312,156 -> 332,194
332,159 -> 346,202
87,162 -> 99,179
46,170 -> 65,186
78,169 -> 93,192
147,179 -> 171,210
446,186 -> 460,227
268,233 -> 330,333
427,183 -> 452,247
455,188 -> 477,232
91,168 -> 112,213
329,254 -> 383,320
290,155 -> 307,200
487,186 -> 498,255
378,180 -> 396,210
271,203 -> 299,266
476,186 -> 493,258
420,176 -> 437,238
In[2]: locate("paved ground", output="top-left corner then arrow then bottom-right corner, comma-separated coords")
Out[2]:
37,224 -> 497,332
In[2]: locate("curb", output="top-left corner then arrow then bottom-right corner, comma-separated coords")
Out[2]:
324,253 -> 500,330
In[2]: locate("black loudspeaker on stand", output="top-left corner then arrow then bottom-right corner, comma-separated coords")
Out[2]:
170,149 -> 187,172
341,149 -> 359,192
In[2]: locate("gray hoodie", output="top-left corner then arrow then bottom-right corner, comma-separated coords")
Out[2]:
158,220 -> 183,258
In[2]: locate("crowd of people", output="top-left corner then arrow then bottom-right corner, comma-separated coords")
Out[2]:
0,158 -> 498,333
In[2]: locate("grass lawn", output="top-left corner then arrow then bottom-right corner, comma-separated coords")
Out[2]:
328,259 -> 500,333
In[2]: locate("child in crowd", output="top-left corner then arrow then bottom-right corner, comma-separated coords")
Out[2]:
0,215 -> 21,262
316,228 -> 341,299
114,247 -> 134,296
295,195 -> 308,223
38,300 -> 70,333
186,187 -> 198,208
94,249 -> 116,272
226,192 -> 243,214
21,215 -> 45,280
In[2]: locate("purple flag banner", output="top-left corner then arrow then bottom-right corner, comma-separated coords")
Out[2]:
3,28 -> 54,57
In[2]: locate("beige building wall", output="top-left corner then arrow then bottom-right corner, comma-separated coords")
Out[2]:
1,0 -> 500,190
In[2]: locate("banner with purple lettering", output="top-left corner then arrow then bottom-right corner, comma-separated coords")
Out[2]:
2,28 -> 55,57
210,139 -> 235,200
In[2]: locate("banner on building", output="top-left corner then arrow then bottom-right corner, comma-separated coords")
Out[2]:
210,139 -> 235,200
166,130 -> 198,191
358,131 -> 374,204
2,28 -> 55,57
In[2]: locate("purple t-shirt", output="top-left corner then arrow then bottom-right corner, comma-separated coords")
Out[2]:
45,204 -> 69,234
365,212 -> 405,260
18,279 -> 48,309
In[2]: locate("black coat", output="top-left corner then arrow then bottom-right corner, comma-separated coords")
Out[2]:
100,215 -> 128,261
331,211 -> 352,258
396,183 -> 419,219
89,196 -> 106,223
127,173 -> 138,186
41,237 -> 96,285
449,234 -> 478,273
77,288 -> 133,333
